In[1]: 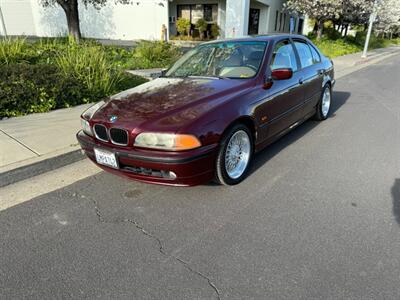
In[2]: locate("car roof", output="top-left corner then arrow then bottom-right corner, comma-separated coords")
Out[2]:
200,34 -> 308,45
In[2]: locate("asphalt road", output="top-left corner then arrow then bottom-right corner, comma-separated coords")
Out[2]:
1,54 -> 400,300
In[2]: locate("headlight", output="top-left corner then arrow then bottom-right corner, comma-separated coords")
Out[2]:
82,100 -> 105,120
81,118 -> 93,136
134,133 -> 201,151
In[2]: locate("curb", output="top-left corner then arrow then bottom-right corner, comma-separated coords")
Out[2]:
0,149 -> 85,188
354,48 -> 400,66
334,48 -> 400,80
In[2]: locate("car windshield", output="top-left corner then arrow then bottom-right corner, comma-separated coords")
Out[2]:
165,41 -> 267,79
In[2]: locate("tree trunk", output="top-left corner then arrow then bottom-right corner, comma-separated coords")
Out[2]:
316,19 -> 323,40
344,24 -> 348,37
57,0 -> 81,42
313,21 -> 318,34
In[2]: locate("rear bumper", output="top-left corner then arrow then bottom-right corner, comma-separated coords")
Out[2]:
76,130 -> 217,186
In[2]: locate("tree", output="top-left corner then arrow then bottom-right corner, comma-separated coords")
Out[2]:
41,0 -> 129,42
375,0 -> 400,37
339,0 -> 373,29
284,0 -> 342,39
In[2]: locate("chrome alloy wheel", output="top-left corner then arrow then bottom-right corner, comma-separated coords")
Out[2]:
224,130 -> 251,179
321,87 -> 331,117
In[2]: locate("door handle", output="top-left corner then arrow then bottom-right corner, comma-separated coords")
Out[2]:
298,78 -> 304,85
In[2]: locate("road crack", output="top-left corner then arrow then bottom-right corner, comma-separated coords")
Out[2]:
89,200 -> 220,299
124,218 -> 221,300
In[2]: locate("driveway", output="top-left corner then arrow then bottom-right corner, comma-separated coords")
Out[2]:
1,54 -> 400,299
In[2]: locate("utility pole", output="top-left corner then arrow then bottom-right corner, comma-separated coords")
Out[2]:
0,3 -> 7,37
362,6 -> 377,58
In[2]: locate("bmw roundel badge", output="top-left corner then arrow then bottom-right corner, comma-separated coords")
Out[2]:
109,115 -> 118,123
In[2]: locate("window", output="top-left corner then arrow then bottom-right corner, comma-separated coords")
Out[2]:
293,40 -> 314,68
165,41 -> 268,79
283,13 -> 287,32
309,44 -> 321,63
270,40 -> 298,72
297,18 -> 304,34
204,4 -> 218,22
177,5 -> 191,20
177,4 -> 218,23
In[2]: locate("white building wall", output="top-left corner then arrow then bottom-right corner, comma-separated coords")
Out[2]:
0,0 -> 36,36
225,0 -> 250,37
1,0 -> 169,40
257,0 -> 290,34
0,0 -> 302,40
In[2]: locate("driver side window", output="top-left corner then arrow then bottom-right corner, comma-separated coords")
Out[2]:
270,40 -> 298,72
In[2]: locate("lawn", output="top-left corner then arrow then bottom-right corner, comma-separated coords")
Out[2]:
310,31 -> 400,58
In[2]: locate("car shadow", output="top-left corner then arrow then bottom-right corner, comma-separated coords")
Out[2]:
391,179 -> 400,225
249,90 -> 350,176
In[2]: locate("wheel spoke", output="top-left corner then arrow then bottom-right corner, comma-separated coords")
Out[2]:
224,130 -> 251,179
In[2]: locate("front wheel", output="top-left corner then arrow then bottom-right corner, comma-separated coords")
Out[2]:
214,124 -> 253,185
314,84 -> 332,121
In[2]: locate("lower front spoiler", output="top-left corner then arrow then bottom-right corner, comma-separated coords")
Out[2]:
76,130 -> 217,186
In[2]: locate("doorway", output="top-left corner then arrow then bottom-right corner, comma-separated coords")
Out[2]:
248,8 -> 260,35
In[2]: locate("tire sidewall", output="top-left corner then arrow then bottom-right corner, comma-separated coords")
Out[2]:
216,124 -> 254,185
318,84 -> 331,120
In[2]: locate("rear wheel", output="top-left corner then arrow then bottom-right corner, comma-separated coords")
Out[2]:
314,84 -> 332,121
215,124 -> 253,185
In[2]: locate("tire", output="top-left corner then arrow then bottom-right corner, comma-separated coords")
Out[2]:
314,83 -> 332,121
214,124 -> 254,186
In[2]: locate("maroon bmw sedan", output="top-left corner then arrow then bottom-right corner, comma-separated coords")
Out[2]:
77,34 -> 334,186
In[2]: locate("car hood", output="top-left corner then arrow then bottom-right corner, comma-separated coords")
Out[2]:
91,77 -> 251,131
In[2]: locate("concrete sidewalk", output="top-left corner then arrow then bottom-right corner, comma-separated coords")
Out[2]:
0,46 -> 399,185
0,104 -> 90,173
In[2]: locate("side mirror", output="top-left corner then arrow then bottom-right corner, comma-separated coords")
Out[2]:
271,68 -> 293,80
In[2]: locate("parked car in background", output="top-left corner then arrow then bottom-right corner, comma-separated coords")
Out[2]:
77,34 -> 335,186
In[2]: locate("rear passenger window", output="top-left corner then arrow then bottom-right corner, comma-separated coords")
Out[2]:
270,40 -> 298,72
309,44 -> 321,63
293,41 -> 314,68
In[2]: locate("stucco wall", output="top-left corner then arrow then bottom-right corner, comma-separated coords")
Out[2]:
0,0 -> 301,40
0,0 -> 36,35
1,0 -> 168,40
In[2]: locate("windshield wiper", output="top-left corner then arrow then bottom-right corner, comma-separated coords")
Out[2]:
187,75 -> 230,80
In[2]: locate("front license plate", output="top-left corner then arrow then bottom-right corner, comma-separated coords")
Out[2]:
94,148 -> 118,169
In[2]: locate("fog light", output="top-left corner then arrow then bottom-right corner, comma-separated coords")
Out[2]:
161,170 -> 177,179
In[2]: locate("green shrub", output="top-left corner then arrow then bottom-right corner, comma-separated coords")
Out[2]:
324,27 -> 342,40
311,38 -> 362,58
56,43 -> 123,98
195,19 -> 208,39
0,63 -> 147,118
0,37 -> 28,65
176,18 -> 191,36
0,37 -> 177,117
353,31 -> 392,50
131,40 -> 181,69
0,64 -> 90,118
211,23 -> 220,38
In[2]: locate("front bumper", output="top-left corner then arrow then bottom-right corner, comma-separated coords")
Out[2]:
76,130 -> 217,186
